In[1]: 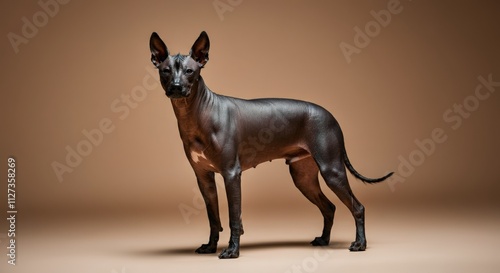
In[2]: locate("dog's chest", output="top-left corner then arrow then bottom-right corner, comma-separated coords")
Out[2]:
189,149 -> 214,167
184,135 -> 218,170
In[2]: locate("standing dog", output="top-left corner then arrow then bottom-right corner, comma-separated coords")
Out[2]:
149,31 -> 393,259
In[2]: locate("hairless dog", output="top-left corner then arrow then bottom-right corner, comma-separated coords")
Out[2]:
149,31 -> 393,259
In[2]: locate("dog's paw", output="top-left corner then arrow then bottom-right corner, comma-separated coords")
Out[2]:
349,241 -> 366,251
218,247 -> 239,259
310,237 -> 329,246
195,244 -> 217,254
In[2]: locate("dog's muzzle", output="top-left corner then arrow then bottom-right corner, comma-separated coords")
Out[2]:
166,83 -> 189,98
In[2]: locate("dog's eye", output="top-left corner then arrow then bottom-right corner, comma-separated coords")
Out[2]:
161,68 -> 170,74
186,69 -> 194,74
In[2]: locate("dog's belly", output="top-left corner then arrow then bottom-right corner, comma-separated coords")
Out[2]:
285,151 -> 313,164
239,145 -> 311,171
188,142 -> 311,172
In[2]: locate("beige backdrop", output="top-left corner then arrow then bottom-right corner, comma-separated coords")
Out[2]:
1,1 -> 499,272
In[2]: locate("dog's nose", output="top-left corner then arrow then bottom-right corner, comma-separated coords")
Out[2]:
167,83 -> 184,98
171,83 -> 182,92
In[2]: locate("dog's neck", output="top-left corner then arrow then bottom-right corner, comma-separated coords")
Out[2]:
170,76 -> 215,140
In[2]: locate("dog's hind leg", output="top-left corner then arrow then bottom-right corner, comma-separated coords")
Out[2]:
313,151 -> 368,251
289,156 -> 336,246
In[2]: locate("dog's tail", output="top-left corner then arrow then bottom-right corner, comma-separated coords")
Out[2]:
343,147 -> 393,184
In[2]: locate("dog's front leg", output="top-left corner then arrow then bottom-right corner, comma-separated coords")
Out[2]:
194,169 -> 223,254
219,164 -> 243,259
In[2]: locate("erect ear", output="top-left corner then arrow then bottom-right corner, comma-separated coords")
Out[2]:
150,32 -> 169,68
189,31 -> 210,67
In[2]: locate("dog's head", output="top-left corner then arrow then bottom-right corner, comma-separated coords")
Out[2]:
149,31 -> 209,99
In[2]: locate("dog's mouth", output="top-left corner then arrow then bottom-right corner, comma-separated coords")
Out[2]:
166,92 -> 184,99
166,88 -> 191,99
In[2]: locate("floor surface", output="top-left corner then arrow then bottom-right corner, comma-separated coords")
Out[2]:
2,205 -> 499,273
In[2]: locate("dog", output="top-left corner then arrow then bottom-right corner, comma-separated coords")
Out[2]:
149,31 -> 393,259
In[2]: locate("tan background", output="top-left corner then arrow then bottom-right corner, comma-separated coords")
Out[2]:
1,1 -> 499,272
